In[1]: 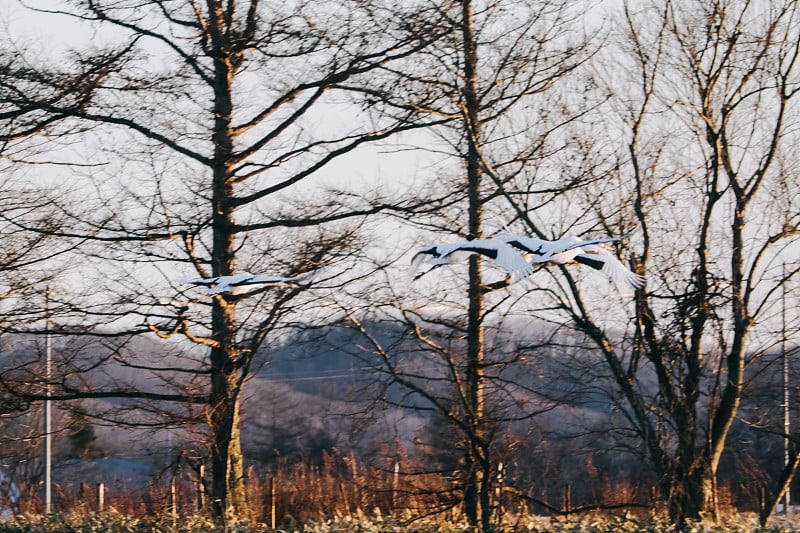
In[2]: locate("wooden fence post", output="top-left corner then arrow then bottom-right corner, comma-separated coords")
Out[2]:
171,476 -> 178,519
495,462 -> 504,520
97,482 -> 104,512
391,462 -> 399,510
270,472 -> 277,530
196,465 -> 205,512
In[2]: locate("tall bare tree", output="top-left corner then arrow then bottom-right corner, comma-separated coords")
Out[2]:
340,1 -> 595,530
0,0 -> 449,521
491,0 -> 800,525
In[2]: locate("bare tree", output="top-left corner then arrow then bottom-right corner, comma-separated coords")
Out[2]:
0,0 -> 449,521
490,0 -> 800,525
1,39 -> 95,325
337,1 -> 596,530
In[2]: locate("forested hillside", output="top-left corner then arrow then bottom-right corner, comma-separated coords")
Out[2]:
2,326 -> 797,519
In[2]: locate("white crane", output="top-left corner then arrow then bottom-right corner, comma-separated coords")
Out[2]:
410,238 -> 537,282
184,270 -> 316,295
498,234 -> 645,288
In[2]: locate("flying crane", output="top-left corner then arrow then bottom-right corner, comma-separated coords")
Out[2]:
498,234 -> 645,288
410,238 -> 537,282
184,271 -> 316,295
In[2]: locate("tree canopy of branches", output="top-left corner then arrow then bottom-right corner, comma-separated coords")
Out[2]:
1,0 -> 450,522
494,0 -> 800,526
340,0 -> 596,530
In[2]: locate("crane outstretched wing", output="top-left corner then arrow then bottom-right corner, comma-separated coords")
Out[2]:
183,270 -> 317,295
409,239 -> 534,282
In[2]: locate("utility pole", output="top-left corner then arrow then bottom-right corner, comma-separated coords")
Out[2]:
44,288 -> 52,514
783,270 -> 790,514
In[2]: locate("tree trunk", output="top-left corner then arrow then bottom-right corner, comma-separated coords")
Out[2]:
207,361 -> 234,519
227,397 -> 247,515
461,0 -> 489,529
208,8 -> 246,517
760,448 -> 800,526
208,301 -> 246,520
665,461 -> 715,526
206,396 -> 247,520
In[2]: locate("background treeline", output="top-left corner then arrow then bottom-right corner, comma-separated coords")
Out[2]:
1,325 -> 798,524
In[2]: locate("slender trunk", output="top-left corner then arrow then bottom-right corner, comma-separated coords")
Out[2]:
760,449 -> 800,526
661,120 -> 728,525
208,344 -> 236,519
460,1 -> 489,529
228,396 -> 246,510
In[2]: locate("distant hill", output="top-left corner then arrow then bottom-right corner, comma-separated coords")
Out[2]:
2,325 -> 798,509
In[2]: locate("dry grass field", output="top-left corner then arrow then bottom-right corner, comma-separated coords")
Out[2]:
2,511 -> 800,533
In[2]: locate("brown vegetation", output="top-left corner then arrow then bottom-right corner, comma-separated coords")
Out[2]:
6,449 -> 779,526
